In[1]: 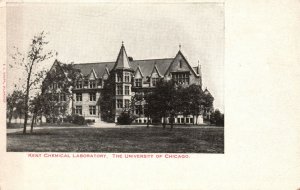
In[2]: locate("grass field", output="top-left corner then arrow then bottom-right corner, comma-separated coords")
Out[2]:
7,126 -> 224,153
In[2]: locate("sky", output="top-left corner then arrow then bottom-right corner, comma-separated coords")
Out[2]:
6,3 -> 224,112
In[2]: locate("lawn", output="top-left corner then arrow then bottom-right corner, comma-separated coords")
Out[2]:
7,126 -> 224,153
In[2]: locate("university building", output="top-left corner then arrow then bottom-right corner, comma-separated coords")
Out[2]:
47,43 -> 212,124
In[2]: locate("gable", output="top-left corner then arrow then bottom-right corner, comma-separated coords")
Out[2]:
150,66 -> 161,78
88,69 -> 97,80
134,67 -> 143,79
164,51 -> 197,77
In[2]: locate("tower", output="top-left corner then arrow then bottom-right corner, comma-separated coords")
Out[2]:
112,42 -> 134,121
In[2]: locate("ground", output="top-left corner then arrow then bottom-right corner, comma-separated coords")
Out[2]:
7,124 -> 224,153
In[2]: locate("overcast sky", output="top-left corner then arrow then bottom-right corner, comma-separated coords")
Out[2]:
7,3 -> 224,112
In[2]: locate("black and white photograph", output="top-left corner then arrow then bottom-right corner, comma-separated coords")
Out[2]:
6,3 -> 224,153
1,0 -> 300,190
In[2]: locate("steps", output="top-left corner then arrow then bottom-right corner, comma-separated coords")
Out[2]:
90,120 -> 116,128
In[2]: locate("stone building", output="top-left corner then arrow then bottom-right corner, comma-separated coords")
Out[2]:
47,43 -> 211,124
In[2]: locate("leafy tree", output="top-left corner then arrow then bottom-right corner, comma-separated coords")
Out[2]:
187,84 -> 205,125
99,73 -> 115,122
41,61 -> 81,123
6,90 -> 25,126
9,31 -> 54,134
202,90 -> 214,121
210,109 -> 224,126
29,93 -> 45,132
145,79 -> 177,129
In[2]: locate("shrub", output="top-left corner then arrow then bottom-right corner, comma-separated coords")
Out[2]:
65,115 -> 74,123
117,112 -> 136,125
85,119 -> 95,124
210,110 -> 224,126
72,115 -> 85,125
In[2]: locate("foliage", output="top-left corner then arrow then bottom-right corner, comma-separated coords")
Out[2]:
85,119 -> 95,125
41,61 -> 81,122
99,73 -> 115,122
72,115 -> 85,125
117,111 -> 136,125
144,80 -> 215,127
146,79 -> 177,128
7,90 -> 25,125
210,109 -> 224,126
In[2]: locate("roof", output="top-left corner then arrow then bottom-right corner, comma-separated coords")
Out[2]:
113,43 -> 131,69
73,62 -> 115,78
130,58 -> 173,77
73,58 -> 173,78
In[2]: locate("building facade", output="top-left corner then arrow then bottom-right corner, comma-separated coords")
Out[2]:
47,43 -> 210,124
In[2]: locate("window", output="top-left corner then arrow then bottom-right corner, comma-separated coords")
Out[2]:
59,93 -> 66,102
89,106 -> 96,115
98,79 -> 102,86
76,81 -> 83,89
135,78 -> 142,87
76,93 -> 82,101
89,93 -> 96,101
117,85 -> 123,95
75,106 -> 82,115
190,118 -> 194,124
125,86 -> 130,95
135,105 -> 143,115
89,80 -> 96,88
116,73 -> 122,82
125,99 -> 130,108
152,78 -> 159,87
116,99 -> 123,108
124,72 -> 130,82
172,72 -> 189,84
179,60 -> 183,68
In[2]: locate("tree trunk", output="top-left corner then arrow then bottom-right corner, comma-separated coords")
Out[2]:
8,114 -> 13,126
30,114 -> 35,133
147,115 -> 149,128
162,117 -> 166,128
40,115 -> 43,125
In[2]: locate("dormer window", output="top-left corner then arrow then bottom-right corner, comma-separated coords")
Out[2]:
135,78 -> 142,87
89,80 -> 96,88
152,78 -> 159,87
76,81 -> 83,89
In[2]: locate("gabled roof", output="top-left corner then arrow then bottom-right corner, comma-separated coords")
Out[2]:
49,59 -> 68,78
134,66 -> 144,78
73,62 -> 115,78
88,68 -> 98,79
150,64 -> 163,77
130,58 -> 173,77
164,50 -> 198,77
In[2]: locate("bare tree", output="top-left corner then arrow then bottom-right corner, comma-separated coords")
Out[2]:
10,31 -> 54,134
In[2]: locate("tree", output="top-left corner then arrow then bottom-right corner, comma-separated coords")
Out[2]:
202,91 -> 214,121
210,109 -> 224,126
6,90 -> 25,126
41,61 -> 81,123
144,79 -> 177,129
29,93 -> 45,132
187,84 -> 205,125
99,73 -> 116,122
10,31 -> 54,134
